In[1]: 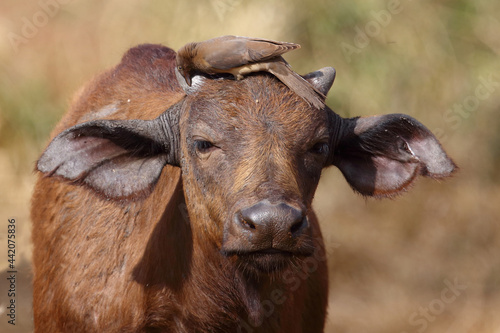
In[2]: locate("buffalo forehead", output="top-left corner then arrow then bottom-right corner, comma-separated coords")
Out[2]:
185,75 -> 327,144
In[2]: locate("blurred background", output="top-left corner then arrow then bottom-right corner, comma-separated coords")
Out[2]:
0,0 -> 499,332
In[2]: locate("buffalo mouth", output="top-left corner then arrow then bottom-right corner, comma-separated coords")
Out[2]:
224,248 -> 314,274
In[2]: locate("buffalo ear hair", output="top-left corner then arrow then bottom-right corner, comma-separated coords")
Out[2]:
331,113 -> 457,197
37,102 -> 182,200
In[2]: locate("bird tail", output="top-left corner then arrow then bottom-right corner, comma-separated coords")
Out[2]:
269,61 -> 326,109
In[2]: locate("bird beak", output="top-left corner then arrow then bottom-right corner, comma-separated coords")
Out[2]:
185,74 -> 192,87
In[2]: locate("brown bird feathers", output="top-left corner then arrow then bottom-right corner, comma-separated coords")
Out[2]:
176,35 -> 326,109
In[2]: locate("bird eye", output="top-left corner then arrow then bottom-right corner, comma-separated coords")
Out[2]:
177,65 -> 183,71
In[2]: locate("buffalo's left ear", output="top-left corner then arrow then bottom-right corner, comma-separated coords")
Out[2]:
331,113 -> 457,197
303,67 -> 336,97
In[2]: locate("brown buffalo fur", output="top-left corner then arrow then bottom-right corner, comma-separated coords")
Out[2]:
31,44 -> 328,332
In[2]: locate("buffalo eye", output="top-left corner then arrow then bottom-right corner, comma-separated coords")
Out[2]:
194,140 -> 215,154
309,142 -> 329,155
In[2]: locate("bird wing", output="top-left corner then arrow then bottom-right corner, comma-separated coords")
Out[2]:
268,59 -> 326,109
245,38 -> 300,61
201,36 -> 300,70
201,39 -> 252,70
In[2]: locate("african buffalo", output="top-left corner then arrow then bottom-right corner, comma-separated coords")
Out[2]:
31,43 -> 455,332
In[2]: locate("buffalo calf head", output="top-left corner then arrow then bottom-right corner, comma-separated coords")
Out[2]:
38,66 -> 455,274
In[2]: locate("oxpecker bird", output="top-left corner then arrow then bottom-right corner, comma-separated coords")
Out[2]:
176,35 -> 326,108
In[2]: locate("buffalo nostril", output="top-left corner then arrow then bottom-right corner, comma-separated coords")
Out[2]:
290,217 -> 307,236
241,218 -> 256,230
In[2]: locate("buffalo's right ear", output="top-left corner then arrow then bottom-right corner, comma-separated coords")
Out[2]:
37,103 -> 181,200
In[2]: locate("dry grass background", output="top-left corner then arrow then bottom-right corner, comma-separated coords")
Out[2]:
0,0 -> 499,332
